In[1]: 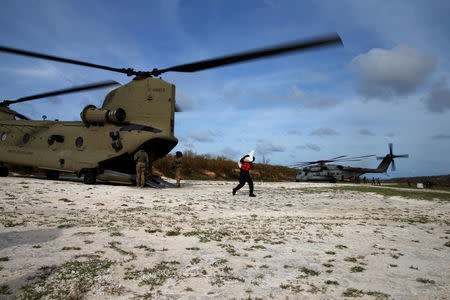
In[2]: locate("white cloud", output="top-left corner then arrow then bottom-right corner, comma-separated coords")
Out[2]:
256,141 -> 286,155
218,147 -> 240,159
423,77 -> 450,113
303,97 -> 339,109
432,134 -> 450,140
309,127 -> 339,136
359,129 -> 375,136
297,143 -> 321,151
1,63 -> 61,79
188,130 -> 213,142
288,130 -> 302,135
350,45 -> 436,99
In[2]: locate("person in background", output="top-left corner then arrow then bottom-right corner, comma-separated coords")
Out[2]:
233,150 -> 256,197
173,151 -> 183,187
134,147 -> 149,188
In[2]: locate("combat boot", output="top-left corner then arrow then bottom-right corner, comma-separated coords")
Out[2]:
232,188 -> 236,195
249,193 -> 256,197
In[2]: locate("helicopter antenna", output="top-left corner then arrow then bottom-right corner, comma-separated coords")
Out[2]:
0,80 -> 120,106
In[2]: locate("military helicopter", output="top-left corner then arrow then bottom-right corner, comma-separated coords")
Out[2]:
0,34 -> 343,185
294,143 -> 409,182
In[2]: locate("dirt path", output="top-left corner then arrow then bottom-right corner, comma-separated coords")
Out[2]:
0,177 -> 449,299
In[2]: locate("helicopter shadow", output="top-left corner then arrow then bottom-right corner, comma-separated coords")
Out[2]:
0,228 -> 61,251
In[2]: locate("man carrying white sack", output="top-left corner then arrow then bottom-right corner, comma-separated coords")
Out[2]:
232,150 -> 256,197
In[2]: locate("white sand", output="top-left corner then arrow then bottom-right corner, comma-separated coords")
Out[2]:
0,176 -> 449,299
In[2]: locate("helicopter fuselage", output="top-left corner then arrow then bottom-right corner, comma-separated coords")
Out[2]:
295,162 -> 388,183
0,78 -> 178,179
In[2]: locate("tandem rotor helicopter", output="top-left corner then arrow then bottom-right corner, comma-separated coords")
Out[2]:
293,143 -> 409,182
0,34 -> 342,185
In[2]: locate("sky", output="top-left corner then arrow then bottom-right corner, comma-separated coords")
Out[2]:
0,0 -> 449,178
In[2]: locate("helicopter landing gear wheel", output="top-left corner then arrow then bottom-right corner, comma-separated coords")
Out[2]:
0,166 -> 9,177
45,170 -> 59,180
83,169 -> 97,184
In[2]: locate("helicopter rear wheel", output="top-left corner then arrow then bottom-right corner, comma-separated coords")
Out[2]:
45,170 -> 59,180
83,169 -> 97,184
0,166 -> 9,177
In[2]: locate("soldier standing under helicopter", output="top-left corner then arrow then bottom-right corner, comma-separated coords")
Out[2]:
173,151 -> 183,187
134,147 -> 149,188
233,151 -> 256,197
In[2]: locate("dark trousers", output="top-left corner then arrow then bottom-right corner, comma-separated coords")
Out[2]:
234,170 -> 254,194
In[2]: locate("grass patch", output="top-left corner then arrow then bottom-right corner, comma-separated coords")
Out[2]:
325,280 -> 339,285
0,257 -> 9,262
124,261 -> 180,289
326,185 -> 449,201
335,244 -> 348,249
183,230 -> 230,243
58,198 -> 73,203
350,266 -> 365,273
342,288 -> 390,299
300,267 -> 320,276
416,278 -> 435,284
344,257 -> 358,263
73,231 -> 95,236
20,259 -> 114,299
186,247 -> 200,251
61,247 -> 81,251
0,284 -> 11,295
108,241 -> 136,260
110,232 -> 123,237
166,231 -> 181,236
390,183 -> 450,192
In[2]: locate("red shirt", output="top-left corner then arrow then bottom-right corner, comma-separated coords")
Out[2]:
241,162 -> 251,171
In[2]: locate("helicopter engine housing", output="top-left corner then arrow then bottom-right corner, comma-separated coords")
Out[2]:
81,105 -> 126,126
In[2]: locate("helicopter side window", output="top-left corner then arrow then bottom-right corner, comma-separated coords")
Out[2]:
1,132 -> 6,141
75,137 -> 83,148
23,134 -> 30,144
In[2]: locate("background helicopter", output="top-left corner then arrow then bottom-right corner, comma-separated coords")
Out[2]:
293,143 -> 409,182
0,34 -> 342,185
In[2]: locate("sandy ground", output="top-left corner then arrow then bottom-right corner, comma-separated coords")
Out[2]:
0,176 -> 449,299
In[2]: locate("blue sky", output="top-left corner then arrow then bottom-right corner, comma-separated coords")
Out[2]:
1,0 -> 449,178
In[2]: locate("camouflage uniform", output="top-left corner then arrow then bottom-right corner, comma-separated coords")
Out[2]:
134,149 -> 149,188
173,152 -> 182,187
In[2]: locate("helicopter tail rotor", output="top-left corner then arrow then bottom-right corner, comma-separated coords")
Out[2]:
376,143 -> 409,171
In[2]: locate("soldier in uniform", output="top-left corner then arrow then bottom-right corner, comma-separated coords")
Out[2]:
233,150 -> 256,197
134,147 -> 149,188
173,151 -> 183,187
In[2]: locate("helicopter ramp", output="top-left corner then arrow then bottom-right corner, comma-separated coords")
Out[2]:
97,170 -> 175,188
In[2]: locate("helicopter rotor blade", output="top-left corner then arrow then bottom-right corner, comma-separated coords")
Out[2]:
330,155 -> 347,160
0,45 -> 139,76
391,159 -> 396,171
1,80 -> 120,106
175,104 -> 182,112
389,143 -> 393,156
1,33 -> 342,78
154,33 -> 343,75
394,154 -> 409,158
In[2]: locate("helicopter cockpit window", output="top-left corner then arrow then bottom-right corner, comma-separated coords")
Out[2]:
1,132 -> 6,141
